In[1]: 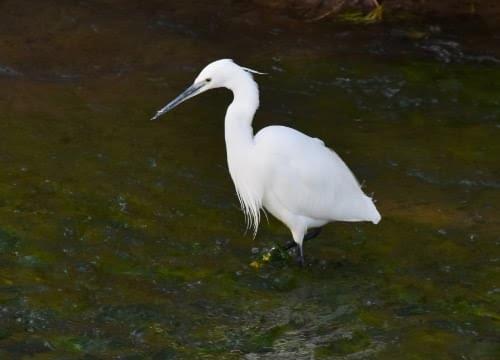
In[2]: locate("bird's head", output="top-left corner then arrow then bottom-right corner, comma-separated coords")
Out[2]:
151,59 -> 265,120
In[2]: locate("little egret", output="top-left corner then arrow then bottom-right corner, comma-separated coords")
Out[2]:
152,59 -> 381,265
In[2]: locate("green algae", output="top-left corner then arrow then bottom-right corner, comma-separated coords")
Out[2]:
241,325 -> 289,353
314,330 -> 371,357
337,5 -> 384,25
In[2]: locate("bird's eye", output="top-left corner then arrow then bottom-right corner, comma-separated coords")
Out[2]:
206,78 -> 212,82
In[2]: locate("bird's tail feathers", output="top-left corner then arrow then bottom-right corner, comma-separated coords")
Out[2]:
365,196 -> 381,224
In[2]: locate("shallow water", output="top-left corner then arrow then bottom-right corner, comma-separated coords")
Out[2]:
0,1 -> 499,359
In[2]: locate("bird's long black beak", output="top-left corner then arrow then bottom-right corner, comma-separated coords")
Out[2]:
151,81 -> 206,120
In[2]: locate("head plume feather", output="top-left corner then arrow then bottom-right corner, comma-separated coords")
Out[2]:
241,67 -> 267,75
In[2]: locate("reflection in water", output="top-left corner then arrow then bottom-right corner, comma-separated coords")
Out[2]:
0,1 -> 499,358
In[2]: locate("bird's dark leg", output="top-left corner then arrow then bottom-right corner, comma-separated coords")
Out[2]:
296,243 -> 305,267
284,227 -> 322,251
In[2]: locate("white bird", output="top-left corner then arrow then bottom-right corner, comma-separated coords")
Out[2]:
152,59 -> 381,265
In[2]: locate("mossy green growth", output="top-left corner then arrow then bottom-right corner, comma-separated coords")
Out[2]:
51,336 -> 87,353
315,331 -> 371,357
0,230 -> 17,251
338,5 -> 383,24
0,4 -> 499,358
241,325 -> 289,353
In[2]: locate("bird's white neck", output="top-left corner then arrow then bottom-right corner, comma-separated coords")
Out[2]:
224,73 -> 259,153
224,72 -> 263,234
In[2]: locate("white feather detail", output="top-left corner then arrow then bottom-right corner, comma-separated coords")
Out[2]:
241,67 -> 267,75
232,173 -> 262,238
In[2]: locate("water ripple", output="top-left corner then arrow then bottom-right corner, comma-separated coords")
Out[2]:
407,168 -> 500,189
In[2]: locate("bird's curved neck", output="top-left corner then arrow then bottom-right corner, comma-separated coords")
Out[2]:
224,74 -> 259,152
224,74 -> 262,234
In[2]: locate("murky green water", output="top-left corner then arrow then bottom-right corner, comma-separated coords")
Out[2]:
0,1 -> 499,358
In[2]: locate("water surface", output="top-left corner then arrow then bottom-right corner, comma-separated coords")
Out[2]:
0,1 -> 499,358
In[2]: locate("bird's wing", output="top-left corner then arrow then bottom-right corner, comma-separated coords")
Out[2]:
254,126 -> 378,223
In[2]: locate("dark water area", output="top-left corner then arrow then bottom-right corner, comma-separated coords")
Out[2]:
0,1 -> 499,358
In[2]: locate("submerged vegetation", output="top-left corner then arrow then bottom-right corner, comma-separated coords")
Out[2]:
254,0 -> 500,25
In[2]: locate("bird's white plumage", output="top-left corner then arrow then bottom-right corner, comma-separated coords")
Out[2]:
156,59 -> 381,252
254,125 -> 380,225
